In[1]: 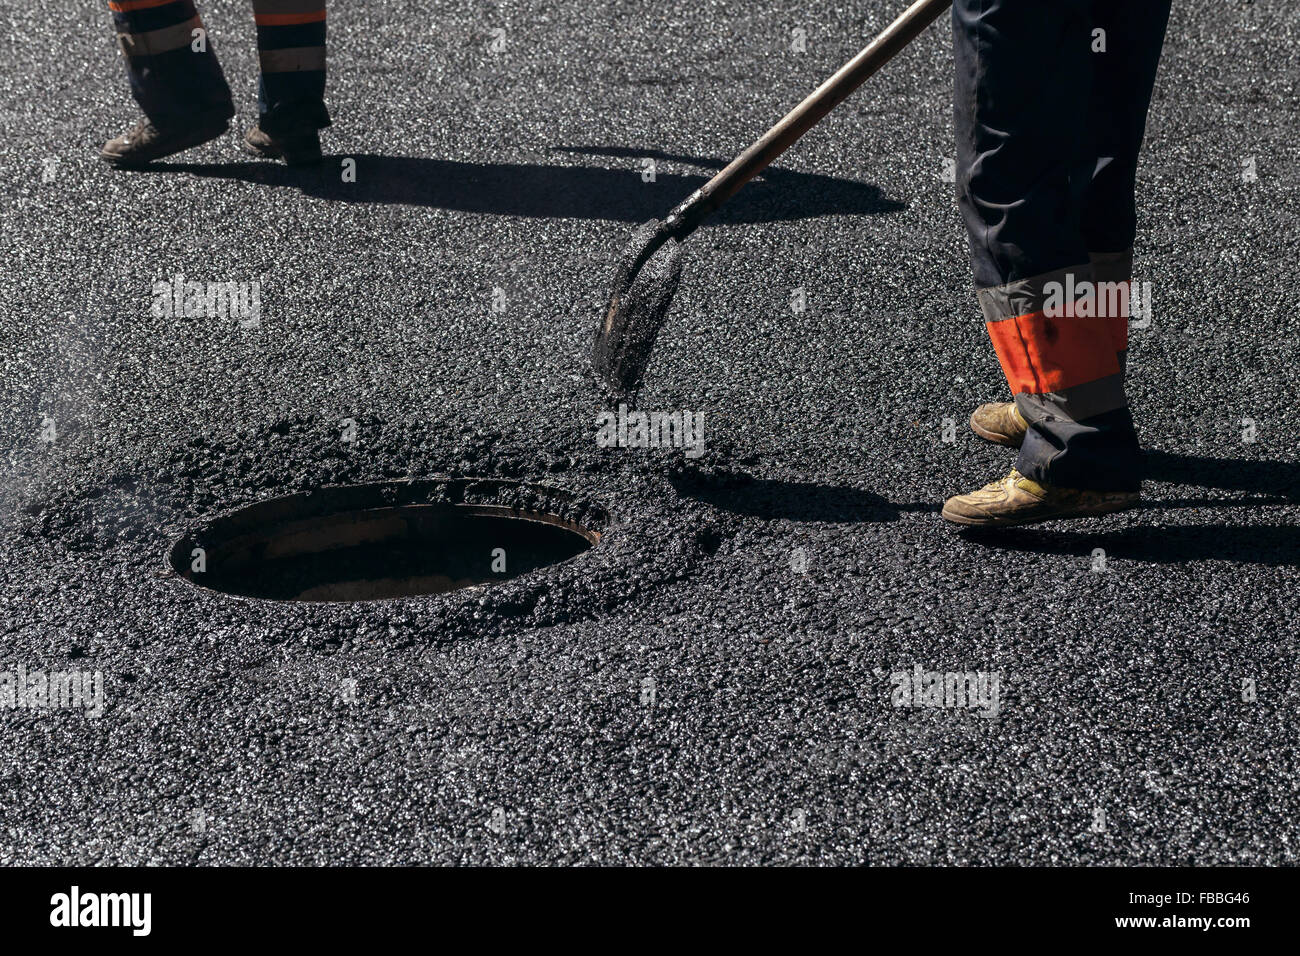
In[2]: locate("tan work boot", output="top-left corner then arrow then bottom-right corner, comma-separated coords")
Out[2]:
242,123 -> 323,166
99,111 -> 231,167
941,469 -> 1139,527
969,402 -> 1028,448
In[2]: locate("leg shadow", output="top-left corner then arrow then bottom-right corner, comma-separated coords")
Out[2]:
960,450 -> 1300,566
670,469 -> 904,523
145,149 -> 905,223
668,451 -> 1299,546
1144,450 -> 1300,502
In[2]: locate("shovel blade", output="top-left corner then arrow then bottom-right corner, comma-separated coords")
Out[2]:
592,219 -> 685,397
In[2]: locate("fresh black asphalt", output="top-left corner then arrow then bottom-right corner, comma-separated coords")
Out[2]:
1,0 -> 1297,864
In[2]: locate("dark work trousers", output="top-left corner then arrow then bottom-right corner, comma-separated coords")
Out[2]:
953,0 -> 1171,491
107,0 -> 329,135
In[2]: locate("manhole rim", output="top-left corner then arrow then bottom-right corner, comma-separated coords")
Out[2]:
164,476 -> 610,604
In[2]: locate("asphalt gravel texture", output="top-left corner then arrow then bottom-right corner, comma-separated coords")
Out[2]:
2,0 -> 1298,865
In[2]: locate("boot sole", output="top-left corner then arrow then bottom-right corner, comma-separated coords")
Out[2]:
941,496 -> 1140,528
99,119 -> 230,168
968,409 -> 1025,448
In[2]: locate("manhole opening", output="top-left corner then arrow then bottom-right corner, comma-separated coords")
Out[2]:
168,481 -> 603,603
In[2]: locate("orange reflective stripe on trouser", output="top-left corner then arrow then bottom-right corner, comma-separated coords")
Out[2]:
255,12 -> 327,25
253,0 -> 327,26
253,1 -> 327,74
108,0 -> 182,11
978,264 -> 1128,422
985,308 -> 1121,395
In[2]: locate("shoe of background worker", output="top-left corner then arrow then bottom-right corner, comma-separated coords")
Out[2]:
969,402 -> 1028,448
99,111 -> 230,168
242,123 -> 323,166
941,469 -> 1139,528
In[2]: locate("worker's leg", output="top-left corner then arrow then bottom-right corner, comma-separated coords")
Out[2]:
252,1 -> 331,136
107,0 -> 234,127
101,0 -> 235,165
1083,0 -> 1173,376
953,0 -> 1137,494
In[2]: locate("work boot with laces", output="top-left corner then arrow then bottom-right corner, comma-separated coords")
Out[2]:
99,110 -> 231,167
242,123 -> 323,166
941,469 -> 1139,528
969,402 -> 1028,448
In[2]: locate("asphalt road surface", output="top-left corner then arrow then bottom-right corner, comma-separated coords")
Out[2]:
2,0 -> 1298,865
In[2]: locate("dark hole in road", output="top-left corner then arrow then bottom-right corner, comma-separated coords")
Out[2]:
168,481 -> 600,602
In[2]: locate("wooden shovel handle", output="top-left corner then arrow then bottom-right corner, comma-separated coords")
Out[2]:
666,0 -> 952,236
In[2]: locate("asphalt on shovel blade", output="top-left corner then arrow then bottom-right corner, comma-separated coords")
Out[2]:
593,219 -> 684,396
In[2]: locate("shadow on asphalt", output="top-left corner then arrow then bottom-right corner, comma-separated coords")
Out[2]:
1144,450 -> 1300,502
148,148 -> 906,223
960,450 -> 1300,566
672,452 -> 1299,560
671,475 -> 910,523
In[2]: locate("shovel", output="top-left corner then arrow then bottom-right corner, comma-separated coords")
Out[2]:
592,0 -> 953,396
